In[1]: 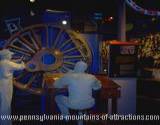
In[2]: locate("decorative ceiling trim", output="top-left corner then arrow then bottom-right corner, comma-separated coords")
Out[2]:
126,0 -> 160,16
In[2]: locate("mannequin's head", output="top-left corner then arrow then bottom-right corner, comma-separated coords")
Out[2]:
73,61 -> 88,73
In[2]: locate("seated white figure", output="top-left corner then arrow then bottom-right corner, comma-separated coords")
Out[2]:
0,49 -> 25,125
54,61 -> 102,117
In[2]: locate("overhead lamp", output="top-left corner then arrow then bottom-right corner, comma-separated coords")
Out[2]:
62,20 -> 67,25
103,69 -> 107,72
29,0 -> 36,3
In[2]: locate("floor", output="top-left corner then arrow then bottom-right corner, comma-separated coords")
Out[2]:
137,79 -> 160,114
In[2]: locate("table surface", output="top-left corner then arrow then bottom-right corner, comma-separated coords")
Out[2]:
138,78 -> 160,82
95,75 -> 120,89
44,73 -> 120,89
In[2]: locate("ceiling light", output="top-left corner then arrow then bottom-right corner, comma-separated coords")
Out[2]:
62,20 -> 67,25
29,0 -> 36,3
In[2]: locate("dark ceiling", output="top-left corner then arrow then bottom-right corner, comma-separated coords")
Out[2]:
0,0 -> 118,17
0,0 -> 160,38
0,0 -> 160,21
0,0 -> 118,38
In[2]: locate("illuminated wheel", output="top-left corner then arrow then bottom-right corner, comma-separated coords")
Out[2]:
4,24 -> 92,94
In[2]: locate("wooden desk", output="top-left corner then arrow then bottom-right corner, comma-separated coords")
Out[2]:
95,75 -> 121,114
43,74 -> 121,114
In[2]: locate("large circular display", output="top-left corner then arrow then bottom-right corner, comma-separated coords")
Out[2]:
4,24 -> 92,94
126,0 -> 160,16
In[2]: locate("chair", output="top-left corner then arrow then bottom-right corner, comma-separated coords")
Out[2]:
69,108 -> 92,125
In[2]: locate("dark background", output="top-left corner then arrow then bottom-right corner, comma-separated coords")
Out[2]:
0,0 -> 160,39
0,0 -> 159,120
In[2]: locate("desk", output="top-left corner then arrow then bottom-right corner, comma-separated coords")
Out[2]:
43,74 -> 121,114
95,75 -> 121,114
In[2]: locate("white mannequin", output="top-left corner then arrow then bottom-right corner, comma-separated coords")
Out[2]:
54,61 -> 102,117
0,49 -> 25,125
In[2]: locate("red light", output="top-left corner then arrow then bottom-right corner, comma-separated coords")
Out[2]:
104,16 -> 114,23
108,16 -> 114,21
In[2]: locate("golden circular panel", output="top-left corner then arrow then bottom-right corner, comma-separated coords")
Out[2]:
5,24 -> 92,94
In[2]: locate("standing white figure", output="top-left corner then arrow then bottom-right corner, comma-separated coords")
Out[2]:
0,49 -> 25,125
54,61 -> 102,118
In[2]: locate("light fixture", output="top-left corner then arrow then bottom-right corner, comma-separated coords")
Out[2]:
109,16 -> 114,20
62,20 -> 67,25
104,16 -> 114,23
29,0 -> 36,3
103,69 -> 107,72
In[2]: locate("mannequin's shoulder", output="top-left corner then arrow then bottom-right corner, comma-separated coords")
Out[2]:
0,60 -> 8,64
83,73 -> 96,78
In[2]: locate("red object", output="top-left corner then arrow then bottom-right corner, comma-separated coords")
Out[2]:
109,41 -> 139,46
